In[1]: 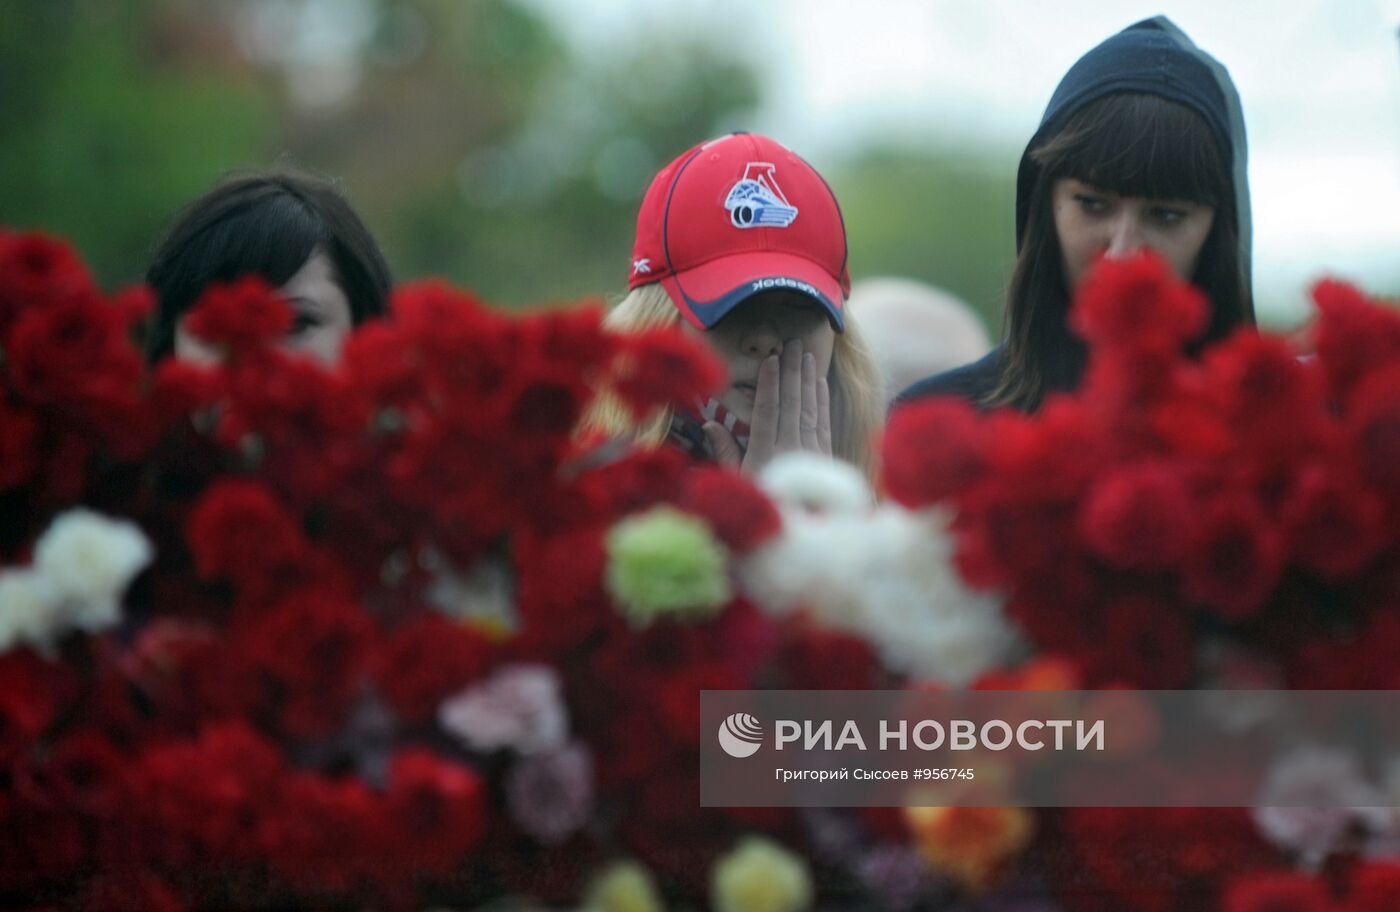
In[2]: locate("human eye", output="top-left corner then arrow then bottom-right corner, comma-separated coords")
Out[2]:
1149,205 -> 1189,225
289,311 -> 321,335
1074,192 -> 1109,215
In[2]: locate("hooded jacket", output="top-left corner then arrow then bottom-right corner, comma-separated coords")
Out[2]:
894,15 -> 1250,411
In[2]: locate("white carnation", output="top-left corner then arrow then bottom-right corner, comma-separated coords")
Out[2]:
34,508 -> 152,624
741,468 -> 1016,685
758,453 -> 874,516
440,663 -> 569,755
1253,745 -> 1391,869
0,570 -> 61,653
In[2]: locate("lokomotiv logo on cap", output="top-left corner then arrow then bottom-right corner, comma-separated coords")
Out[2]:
724,163 -> 799,229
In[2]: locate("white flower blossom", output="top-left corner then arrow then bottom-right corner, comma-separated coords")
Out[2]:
0,570 -> 61,653
0,509 -> 153,655
1253,745 -> 1391,869
439,663 -> 568,755
744,455 -> 1016,685
34,508 -> 152,629
758,452 -> 873,516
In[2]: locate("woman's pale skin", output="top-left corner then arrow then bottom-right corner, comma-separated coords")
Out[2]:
1052,178 -> 1216,290
174,249 -> 354,365
686,289 -> 837,474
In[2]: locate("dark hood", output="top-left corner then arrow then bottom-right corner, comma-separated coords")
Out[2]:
1014,16 -> 1251,288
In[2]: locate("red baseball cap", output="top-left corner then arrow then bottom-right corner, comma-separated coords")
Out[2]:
629,133 -> 850,332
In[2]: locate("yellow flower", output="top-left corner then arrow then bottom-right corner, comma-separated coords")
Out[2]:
903,805 -> 1033,890
711,836 -> 813,912
584,860 -> 665,912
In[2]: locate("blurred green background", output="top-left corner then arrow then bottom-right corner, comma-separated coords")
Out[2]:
0,0 -> 1018,330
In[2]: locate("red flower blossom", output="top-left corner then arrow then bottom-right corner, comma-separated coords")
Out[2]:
1069,251 -> 1209,355
1280,463 -> 1386,578
130,721 -> 285,867
1221,871 -> 1334,912
882,398 -> 988,507
1345,363 -> 1400,498
0,231 -> 96,342
1078,461 -> 1194,570
1347,861 -> 1400,912
0,402 -> 38,492
773,620 -> 881,689
378,747 -> 487,878
1311,278 -> 1400,402
678,465 -> 783,552
186,478 -> 310,593
181,276 -> 291,355
6,287 -> 144,413
610,327 -> 727,418
231,589 -> 377,738
1087,592 -> 1195,688
15,730 -> 128,818
147,358 -> 224,425
262,770 -> 378,895
376,613 -> 497,724
1183,493 -> 1285,621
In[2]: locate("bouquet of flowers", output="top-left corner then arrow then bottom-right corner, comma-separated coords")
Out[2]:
3,225 -> 1400,912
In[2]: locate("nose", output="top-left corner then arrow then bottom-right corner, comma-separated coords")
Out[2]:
740,323 -> 783,359
1103,213 -> 1144,260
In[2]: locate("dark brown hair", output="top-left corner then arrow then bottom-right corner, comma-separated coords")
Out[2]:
145,170 -> 392,362
989,92 -> 1253,410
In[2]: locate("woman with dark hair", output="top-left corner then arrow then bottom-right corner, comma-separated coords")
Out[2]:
145,169 -> 392,364
896,16 -> 1252,412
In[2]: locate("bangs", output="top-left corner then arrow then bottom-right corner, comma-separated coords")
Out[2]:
1032,93 -> 1229,207
196,193 -> 328,289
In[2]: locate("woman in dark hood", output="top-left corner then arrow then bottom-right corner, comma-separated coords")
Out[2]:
896,16 -> 1253,412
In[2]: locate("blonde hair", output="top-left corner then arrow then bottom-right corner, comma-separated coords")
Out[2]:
581,283 -> 885,481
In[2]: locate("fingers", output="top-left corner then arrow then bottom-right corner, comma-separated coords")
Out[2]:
745,354 -> 780,468
703,421 -> 743,468
776,338 -> 803,448
816,375 -> 832,456
800,351 -> 820,451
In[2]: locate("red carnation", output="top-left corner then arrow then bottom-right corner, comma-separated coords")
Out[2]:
1345,363 -> 1400,497
610,327 -> 727,418
0,402 -> 38,492
0,231 -> 96,342
186,478 -> 310,592
1183,493 -> 1284,621
6,289 -> 144,411
1079,461 -> 1193,570
17,730 -> 127,818
1089,592 -> 1195,688
678,465 -> 783,552
376,613 -> 497,724
1221,871 -> 1334,912
1280,464 -> 1386,578
181,276 -> 291,355
1311,278 -> 1400,402
131,721 -> 285,867
1347,861 -> 1400,912
0,651 -> 78,765
522,301 -> 615,373
378,748 -> 487,878
882,398 -> 987,507
148,358 -> 224,425
500,368 -> 592,440
1070,251 -> 1209,354
262,770 -> 378,895
232,589 -> 377,738
774,621 -> 881,689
